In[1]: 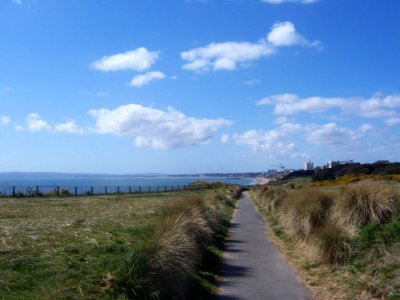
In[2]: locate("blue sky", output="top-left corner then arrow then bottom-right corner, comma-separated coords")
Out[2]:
1,0 -> 400,174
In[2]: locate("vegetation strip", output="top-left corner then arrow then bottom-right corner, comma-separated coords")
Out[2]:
250,181 -> 400,299
0,183 -> 240,299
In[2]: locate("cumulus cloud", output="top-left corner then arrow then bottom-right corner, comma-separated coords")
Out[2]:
89,104 -> 231,149
261,0 -> 318,4
181,41 -> 275,72
54,121 -> 84,134
305,123 -> 359,146
91,47 -> 159,72
130,71 -> 166,87
226,120 -> 366,158
257,93 -> 400,121
267,22 -> 307,47
21,113 -> 51,132
181,21 -> 320,72
385,118 -> 400,126
1,116 -> 11,127
360,124 -> 374,133
231,129 -> 295,158
16,114 -> 84,134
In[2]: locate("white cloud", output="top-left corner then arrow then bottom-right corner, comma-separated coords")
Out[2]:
181,41 -> 275,72
221,134 -> 230,143
385,117 -> 400,126
257,93 -> 400,122
130,71 -> 166,87
227,120 -> 366,158
89,104 -> 231,149
305,123 -> 359,146
267,22 -> 321,48
54,121 -> 84,134
11,0 -> 22,4
0,116 -> 11,127
181,22 -> 320,72
360,124 -> 374,133
267,22 -> 306,47
91,47 -> 159,72
261,0 -> 318,4
23,113 -> 51,132
17,114 -> 84,134
230,129 -> 295,158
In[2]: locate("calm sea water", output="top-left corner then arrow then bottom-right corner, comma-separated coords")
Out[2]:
0,175 -> 255,187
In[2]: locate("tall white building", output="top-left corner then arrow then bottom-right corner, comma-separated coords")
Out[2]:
304,161 -> 314,171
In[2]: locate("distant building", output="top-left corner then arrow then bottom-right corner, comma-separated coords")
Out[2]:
327,161 -> 339,169
327,160 -> 354,168
304,161 -> 314,171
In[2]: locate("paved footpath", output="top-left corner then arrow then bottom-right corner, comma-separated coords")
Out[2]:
216,192 -> 311,300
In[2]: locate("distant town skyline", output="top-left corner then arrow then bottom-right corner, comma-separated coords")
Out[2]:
1,0 -> 400,173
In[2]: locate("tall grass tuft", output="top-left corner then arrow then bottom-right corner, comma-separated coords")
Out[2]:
118,196 -> 225,299
279,188 -> 332,239
333,183 -> 400,226
251,186 -> 287,213
312,221 -> 352,264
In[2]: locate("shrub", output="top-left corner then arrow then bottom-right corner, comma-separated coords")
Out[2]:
313,221 -> 352,264
279,188 -> 332,239
332,183 -> 400,226
118,196 -> 224,299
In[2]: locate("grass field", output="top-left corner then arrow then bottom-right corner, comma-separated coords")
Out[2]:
0,188 -> 237,299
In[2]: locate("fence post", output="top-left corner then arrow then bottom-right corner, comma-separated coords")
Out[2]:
117,186 -> 120,194
36,185 -> 39,195
172,186 -> 174,191
105,186 -> 107,194
75,186 -> 77,196
129,186 -> 132,193
157,186 -> 159,192
91,186 -> 94,195
12,186 -> 15,197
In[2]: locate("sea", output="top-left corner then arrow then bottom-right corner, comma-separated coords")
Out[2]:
0,173 -> 255,188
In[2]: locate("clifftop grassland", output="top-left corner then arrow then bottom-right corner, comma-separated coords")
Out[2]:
0,186 -> 240,299
250,180 -> 400,299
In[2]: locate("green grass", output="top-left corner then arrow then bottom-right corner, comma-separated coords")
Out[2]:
0,188 -> 238,299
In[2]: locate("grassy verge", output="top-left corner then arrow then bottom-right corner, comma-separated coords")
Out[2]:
250,182 -> 400,299
0,186 -> 240,299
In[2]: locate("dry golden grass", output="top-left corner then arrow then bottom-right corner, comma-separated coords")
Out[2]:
119,193 -> 229,299
250,181 -> 400,300
278,188 -> 332,239
250,185 -> 287,213
332,183 -> 400,226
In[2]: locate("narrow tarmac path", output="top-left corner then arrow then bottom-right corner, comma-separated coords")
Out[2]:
216,192 -> 311,300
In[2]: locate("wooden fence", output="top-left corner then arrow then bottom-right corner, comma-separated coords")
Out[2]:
0,184 -> 208,197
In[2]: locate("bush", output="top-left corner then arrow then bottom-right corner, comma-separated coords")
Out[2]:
251,186 -> 287,213
118,196 -> 224,299
333,183 -> 400,226
313,221 -> 352,264
279,188 -> 332,239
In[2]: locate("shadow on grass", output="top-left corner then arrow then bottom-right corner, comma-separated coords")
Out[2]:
190,213 -> 250,300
